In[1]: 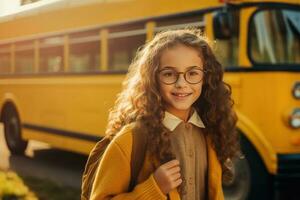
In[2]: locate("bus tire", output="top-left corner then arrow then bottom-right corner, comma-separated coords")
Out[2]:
223,134 -> 272,200
1,103 -> 28,155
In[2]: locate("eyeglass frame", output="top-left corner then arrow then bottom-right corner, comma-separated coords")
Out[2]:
158,67 -> 207,85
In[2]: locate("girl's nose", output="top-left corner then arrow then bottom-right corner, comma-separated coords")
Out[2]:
175,74 -> 188,88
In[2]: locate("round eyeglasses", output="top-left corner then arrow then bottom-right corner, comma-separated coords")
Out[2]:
158,68 -> 206,85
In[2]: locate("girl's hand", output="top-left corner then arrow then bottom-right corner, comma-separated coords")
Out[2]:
153,159 -> 182,195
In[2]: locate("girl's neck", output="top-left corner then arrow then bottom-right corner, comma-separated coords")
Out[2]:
166,107 -> 192,122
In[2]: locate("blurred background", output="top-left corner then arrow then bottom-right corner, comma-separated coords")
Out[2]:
0,0 -> 299,199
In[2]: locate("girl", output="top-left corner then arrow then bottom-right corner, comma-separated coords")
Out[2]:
90,29 -> 239,200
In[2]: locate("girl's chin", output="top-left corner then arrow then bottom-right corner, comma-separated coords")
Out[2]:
163,100 -> 194,113
169,104 -> 192,112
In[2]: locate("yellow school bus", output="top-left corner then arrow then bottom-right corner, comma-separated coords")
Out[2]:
0,0 -> 299,199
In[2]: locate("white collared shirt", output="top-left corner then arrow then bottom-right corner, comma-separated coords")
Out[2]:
162,110 -> 205,131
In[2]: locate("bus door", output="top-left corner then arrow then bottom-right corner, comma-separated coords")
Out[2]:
212,2 -> 300,200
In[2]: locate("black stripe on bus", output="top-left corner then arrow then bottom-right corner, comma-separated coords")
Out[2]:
0,70 -> 128,78
228,2 -> 300,10
225,66 -> 300,72
276,154 -> 300,189
23,123 -> 101,142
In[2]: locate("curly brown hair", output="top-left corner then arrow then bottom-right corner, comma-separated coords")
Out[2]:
105,29 -> 239,172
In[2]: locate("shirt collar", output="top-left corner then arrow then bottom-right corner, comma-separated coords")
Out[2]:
162,110 -> 205,131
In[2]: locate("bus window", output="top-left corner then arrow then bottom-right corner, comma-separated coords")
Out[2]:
39,36 -> 64,73
213,9 -> 239,68
155,14 -> 205,33
69,30 -> 101,72
0,44 -> 10,74
108,24 -> 146,71
15,41 -> 34,74
250,9 -> 300,64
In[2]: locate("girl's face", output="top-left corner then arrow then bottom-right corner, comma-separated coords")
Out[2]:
158,44 -> 204,120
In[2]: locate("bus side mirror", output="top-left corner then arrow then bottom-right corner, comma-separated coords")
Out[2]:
213,11 -> 233,39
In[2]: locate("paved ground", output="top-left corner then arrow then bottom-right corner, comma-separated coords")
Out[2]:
0,123 -> 87,189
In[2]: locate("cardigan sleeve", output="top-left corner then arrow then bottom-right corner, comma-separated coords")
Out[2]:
90,140 -> 167,200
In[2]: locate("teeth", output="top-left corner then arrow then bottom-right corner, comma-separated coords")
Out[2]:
173,93 -> 190,97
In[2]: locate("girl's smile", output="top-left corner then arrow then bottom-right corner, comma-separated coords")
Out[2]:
171,92 -> 193,101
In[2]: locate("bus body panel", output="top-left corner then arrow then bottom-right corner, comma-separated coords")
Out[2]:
0,74 -> 126,154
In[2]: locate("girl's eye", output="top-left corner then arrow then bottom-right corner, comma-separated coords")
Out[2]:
188,70 -> 200,76
162,71 -> 176,77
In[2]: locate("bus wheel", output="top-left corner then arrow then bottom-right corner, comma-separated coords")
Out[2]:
223,152 -> 251,200
223,134 -> 272,200
2,104 -> 28,155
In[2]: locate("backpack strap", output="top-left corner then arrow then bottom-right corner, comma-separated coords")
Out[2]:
129,128 -> 147,191
81,136 -> 111,200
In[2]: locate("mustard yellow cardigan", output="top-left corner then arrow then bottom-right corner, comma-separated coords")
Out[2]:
90,124 -> 224,200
